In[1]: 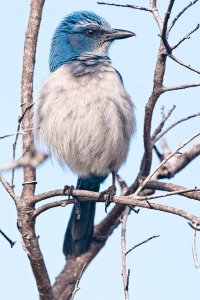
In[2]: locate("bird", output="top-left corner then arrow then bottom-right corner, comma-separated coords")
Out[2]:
34,11 -> 136,258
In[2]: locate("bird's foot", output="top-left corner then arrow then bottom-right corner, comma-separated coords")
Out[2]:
63,185 -> 75,200
100,184 -> 117,213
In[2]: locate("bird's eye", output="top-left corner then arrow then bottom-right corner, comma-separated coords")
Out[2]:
86,29 -> 96,37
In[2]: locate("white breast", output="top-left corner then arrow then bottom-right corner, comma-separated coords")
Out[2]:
34,64 -> 136,176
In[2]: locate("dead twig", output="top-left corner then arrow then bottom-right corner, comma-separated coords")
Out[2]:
152,105 -> 176,141
154,112 -> 200,143
135,132 -> 200,196
0,173 -> 19,204
70,264 -> 86,300
126,235 -> 159,255
97,2 -> 151,12
121,207 -> 130,300
117,174 -> 128,195
169,54 -> 200,75
191,223 -> 200,271
168,0 -> 199,33
171,23 -> 200,50
0,152 -> 47,172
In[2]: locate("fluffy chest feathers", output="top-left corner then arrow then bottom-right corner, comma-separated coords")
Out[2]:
34,63 -> 135,176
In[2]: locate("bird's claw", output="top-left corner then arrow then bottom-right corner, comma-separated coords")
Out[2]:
63,185 -> 75,200
100,185 -> 116,213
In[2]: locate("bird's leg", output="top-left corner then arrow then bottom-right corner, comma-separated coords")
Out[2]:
100,171 -> 117,213
63,185 -> 81,220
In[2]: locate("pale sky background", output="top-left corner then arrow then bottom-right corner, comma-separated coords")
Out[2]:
1,1 -> 200,299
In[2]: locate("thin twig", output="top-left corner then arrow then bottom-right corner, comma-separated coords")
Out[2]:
191,223 -> 200,271
0,173 -> 19,204
117,174 -> 128,195
126,235 -> 159,255
169,54 -> 200,75
154,112 -> 200,143
11,117 -> 21,189
0,128 -> 36,140
145,181 -> 200,202
121,207 -> 130,300
168,0 -> 199,33
149,0 -> 163,32
97,2 -> 151,12
161,0 -> 175,52
135,132 -> 200,195
131,187 -> 200,202
172,24 -> 200,50
163,82 -> 200,92
70,264 -> 87,300
12,103 -> 34,190
0,152 -> 47,172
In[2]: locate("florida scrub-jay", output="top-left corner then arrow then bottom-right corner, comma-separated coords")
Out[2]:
34,11 -> 136,257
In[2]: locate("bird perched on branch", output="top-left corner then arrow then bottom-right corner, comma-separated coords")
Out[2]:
34,11 -> 136,257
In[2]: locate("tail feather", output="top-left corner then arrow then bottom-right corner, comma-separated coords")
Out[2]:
63,175 -> 107,257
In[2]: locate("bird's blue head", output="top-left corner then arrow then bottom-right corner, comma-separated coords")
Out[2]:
49,11 -> 135,72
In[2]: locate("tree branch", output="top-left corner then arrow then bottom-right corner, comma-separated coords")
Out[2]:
0,173 -> 19,204
121,207 -> 130,300
163,82 -> 200,92
192,223 -> 200,271
126,235 -> 159,255
16,1 -> 55,299
97,2 -> 151,12
168,54 -> 200,74
154,112 -> 200,143
168,0 -> 199,33
145,181 -> 200,201
171,23 -> 200,50
135,132 -> 200,196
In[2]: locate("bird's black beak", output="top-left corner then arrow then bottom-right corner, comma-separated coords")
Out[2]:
105,28 -> 136,41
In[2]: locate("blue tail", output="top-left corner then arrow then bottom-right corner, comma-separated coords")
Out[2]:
63,175 -> 107,257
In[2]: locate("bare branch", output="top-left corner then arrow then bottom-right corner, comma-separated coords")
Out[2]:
145,181 -> 200,201
16,1 -> 55,299
163,82 -> 200,92
0,128 -> 36,140
33,199 -> 74,219
171,23 -> 200,50
192,223 -> 200,271
135,132 -> 200,195
31,188 -> 200,225
20,0 -> 43,197
121,207 -> 130,300
134,187 -> 200,202
97,2 -> 151,12
154,112 -> 200,143
152,105 -> 176,141
117,174 -> 128,195
0,152 -> 47,172
168,0 -> 199,33
0,173 -> 19,204
160,0 -> 175,52
126,235 -> 159,255
70,264 -> 86,300
169,54 -> 200,75
155,141 -> 200,179
147,1 -> 163,32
